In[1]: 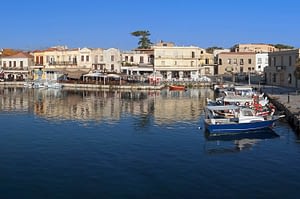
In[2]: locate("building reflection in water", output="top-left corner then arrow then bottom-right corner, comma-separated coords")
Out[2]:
0,87 -> 215,125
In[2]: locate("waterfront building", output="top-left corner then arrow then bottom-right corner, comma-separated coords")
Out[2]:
217,52 -> 256,75
0,52 -> 34,81
255,53 -> 269,74
33,46 -> 84,81
264,49 -> 300,88
32,46 -> 122,81
233,43 -> 277,53
153,45 -> 214,81
121,49 -> 154,76
102,48 -> 122,73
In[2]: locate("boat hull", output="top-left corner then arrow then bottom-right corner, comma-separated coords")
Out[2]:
169,85 -> 186,91
205,119 -> 276,134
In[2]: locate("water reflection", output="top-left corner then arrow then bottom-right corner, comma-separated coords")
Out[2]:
0,87 -> 214,125
204,128 -> 280,154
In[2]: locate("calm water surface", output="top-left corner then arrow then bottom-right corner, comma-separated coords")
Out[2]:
0,87 -> 299,199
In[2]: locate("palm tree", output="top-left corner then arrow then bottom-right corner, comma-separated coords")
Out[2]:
131,30 -> 152,49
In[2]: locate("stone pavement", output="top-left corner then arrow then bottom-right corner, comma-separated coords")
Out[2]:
259,85 -> 300,131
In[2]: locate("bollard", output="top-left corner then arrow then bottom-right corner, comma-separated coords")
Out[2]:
288,92 -> 290,103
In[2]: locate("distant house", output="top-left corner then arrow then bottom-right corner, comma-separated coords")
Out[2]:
233,43 -> 277,53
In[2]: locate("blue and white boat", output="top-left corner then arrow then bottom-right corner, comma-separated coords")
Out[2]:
203,105 -> 284,134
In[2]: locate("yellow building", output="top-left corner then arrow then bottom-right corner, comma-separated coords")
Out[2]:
217,52 -> 256,75
153,45 -> 214,81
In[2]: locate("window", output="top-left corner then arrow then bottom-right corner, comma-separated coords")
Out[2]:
140,56 -> 144,63
111,55 -> 115,62
205,58 -> 209,64
240,59 -> 244,65
95,55 -> 98,63
192,51 -> 195,58
111,64 -> 114,71
219,59 -> 222,65
272,73 -> 276,83
233,59 -> 237,64
81,55 -> 84,62
130,56 -> 133,62
288,74 -> 292,84
20,61 -> 23,68
125,56 -> 128,62
257,58 -> 262,64
100,56 -> 103,61
191,61 -> 194,66
3,61 -> 6,67
248,59 -> 252,64
174,61 -> 177,65
9,61 -> 12,67
289,56 -> 292,66
227,59 -> 232,64
86,55 -> 89,62
13,61 -> 16,67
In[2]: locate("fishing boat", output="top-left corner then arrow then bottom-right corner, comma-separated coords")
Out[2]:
203,105 -> 284,134
169,85 -> 186,91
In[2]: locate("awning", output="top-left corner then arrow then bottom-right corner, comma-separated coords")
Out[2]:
83,72 -> 106,78
65,69 -> 90,79
107,74 -> 121,78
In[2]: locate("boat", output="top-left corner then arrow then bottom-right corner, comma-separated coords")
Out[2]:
44,81 -> 63,89
169,85 -> 186,91
203,105 -> 284,134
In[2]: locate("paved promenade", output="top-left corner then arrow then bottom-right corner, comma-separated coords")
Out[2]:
259,85 -> 300,132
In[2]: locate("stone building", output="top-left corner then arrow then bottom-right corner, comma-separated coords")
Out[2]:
264,49 -> 300,88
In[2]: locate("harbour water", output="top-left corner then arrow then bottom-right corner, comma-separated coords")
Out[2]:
0,87 -> 300,199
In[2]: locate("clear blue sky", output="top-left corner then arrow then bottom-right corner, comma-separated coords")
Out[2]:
1,0 -> 299,51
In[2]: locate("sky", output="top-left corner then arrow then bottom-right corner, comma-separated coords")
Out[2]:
0,0 -> 299,51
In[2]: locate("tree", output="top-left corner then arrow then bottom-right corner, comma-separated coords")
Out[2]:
131,30 -> 152,49
273,44 -> 294,49
206,46 -> 223,54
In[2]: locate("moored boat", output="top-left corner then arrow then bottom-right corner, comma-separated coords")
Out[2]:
203,105 -> 284,134
169,85 -> 186,91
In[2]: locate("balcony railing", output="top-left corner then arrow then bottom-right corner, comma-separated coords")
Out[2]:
35,61 -> 77,66
1,67 -> 28,71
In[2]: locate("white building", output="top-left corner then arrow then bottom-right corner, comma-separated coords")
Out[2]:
121,50 -> 154,75
255,53 -> 268,74
0,52 -> 34,80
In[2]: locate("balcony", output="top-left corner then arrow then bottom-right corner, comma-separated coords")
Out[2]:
34,61 -> 78,66
1,67 -> 28,71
